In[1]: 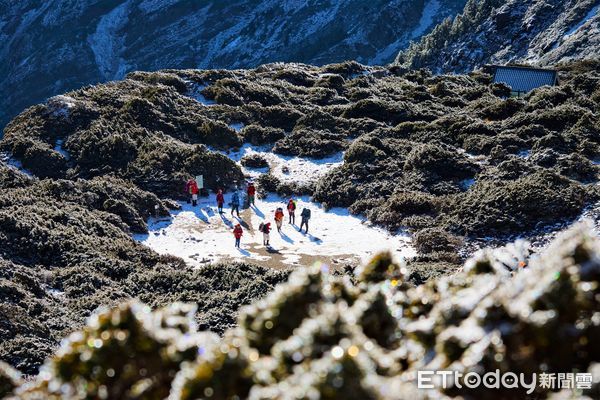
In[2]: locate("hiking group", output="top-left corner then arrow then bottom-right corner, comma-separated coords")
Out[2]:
256,197 -> 311,248
185,178 -> 312,250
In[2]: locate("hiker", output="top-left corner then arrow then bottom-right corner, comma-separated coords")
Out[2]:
216,189 -> 225,214
185,178 -> 199,206
247,182 -> 256,206
274,207 -> 284,232
287,198 -> 296,224
233,224 -> 243,248
300,207 -> 311,233
231,190 -> 241,217
259,221 -> 271,246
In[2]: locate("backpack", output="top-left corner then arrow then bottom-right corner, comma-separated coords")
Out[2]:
258,222 -> 264,232
302,208 -> 311,219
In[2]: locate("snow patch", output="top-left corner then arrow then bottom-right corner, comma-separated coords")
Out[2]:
134,194 -> 415,268
411,0 -> 441,39
460,178 -> 476,190
229,122 -> 244,132
564,5 -> 600,39
187,83 -> 217,106
48,288 -> 65,297
0,152 -> 34,177
221,145 -> 343,185
87,1 -> 131,80
54,139 -> 70,160
518,149 -> 531,159
47,95 -> 76,119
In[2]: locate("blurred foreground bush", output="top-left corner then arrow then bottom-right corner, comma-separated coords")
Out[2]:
7,223 -> 600,399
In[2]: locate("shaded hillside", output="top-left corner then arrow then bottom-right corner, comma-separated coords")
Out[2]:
0,0 -> 467,129
3,223 -> 600,399
396,0 -> 600,72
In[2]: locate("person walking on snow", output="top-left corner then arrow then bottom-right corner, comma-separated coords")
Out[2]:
216,189 -> 225,214
300,207 -> 311,233
247,182 -> 256,206
185,178 -> 199,206
233,223 -> 243,248
287,198 -> 296,224
274,207 -> 284,232
231,190 -> 241,217
260,221 -> 271,246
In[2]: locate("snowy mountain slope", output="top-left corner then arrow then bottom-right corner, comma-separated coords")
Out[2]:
0,0 -> 467,130
396,0 -> 600,72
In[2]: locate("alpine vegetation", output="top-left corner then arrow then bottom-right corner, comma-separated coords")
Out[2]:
1,57 -> 599,377
4,61 -> 598,264
3,223 -> 599,399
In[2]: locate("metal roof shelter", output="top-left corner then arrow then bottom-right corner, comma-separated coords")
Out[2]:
493,65 -> 558,96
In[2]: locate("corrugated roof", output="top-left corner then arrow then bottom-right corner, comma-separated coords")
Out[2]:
493,66 -> 557,93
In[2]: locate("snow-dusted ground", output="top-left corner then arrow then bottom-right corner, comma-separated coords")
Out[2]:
218,144 -> 344,185
54,139 -> 70,160
0,152 -> 33,177
411,0 -> 441,39
87,1 -> 131,80
134,193 -> 415,268
134,145 -> 414,268
187,83 -> 216,106
564,4 -> 600,39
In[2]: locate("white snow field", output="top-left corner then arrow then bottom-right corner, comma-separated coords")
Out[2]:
133,145 -> 414,268
134,193 -> 415,269
219,143 -> 344,184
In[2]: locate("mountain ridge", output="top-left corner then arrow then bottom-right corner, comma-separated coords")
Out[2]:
396,0 -> 600,73
0,0 -> 467,130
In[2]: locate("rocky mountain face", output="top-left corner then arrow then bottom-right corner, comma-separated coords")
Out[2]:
396,0 -> 600,72
0,0 -> 467,130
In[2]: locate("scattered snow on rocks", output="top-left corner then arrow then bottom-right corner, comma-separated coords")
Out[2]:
222,144 -> 344,185
54,139 -> 70,160
564,4 -> 600,39
87,1 -> 131,80
0,152 -> 33,177
187,83 -> 217,106
47,95 -> 76,118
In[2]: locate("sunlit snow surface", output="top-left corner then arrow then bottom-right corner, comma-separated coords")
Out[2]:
220,143 -> 344,185
134,193 -> 415,268
134,147 -> 415,268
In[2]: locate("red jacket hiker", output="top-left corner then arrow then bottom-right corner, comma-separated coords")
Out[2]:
216,189 -> 225,213
287,199 -> 296,212
262,222 -> 271,234
233,225 -> 243,239
185,179 -> 199,195
287,199 -> 296,224
247,184 -> 256,196
274,209 -> 284,221
233,224 -> 243,248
